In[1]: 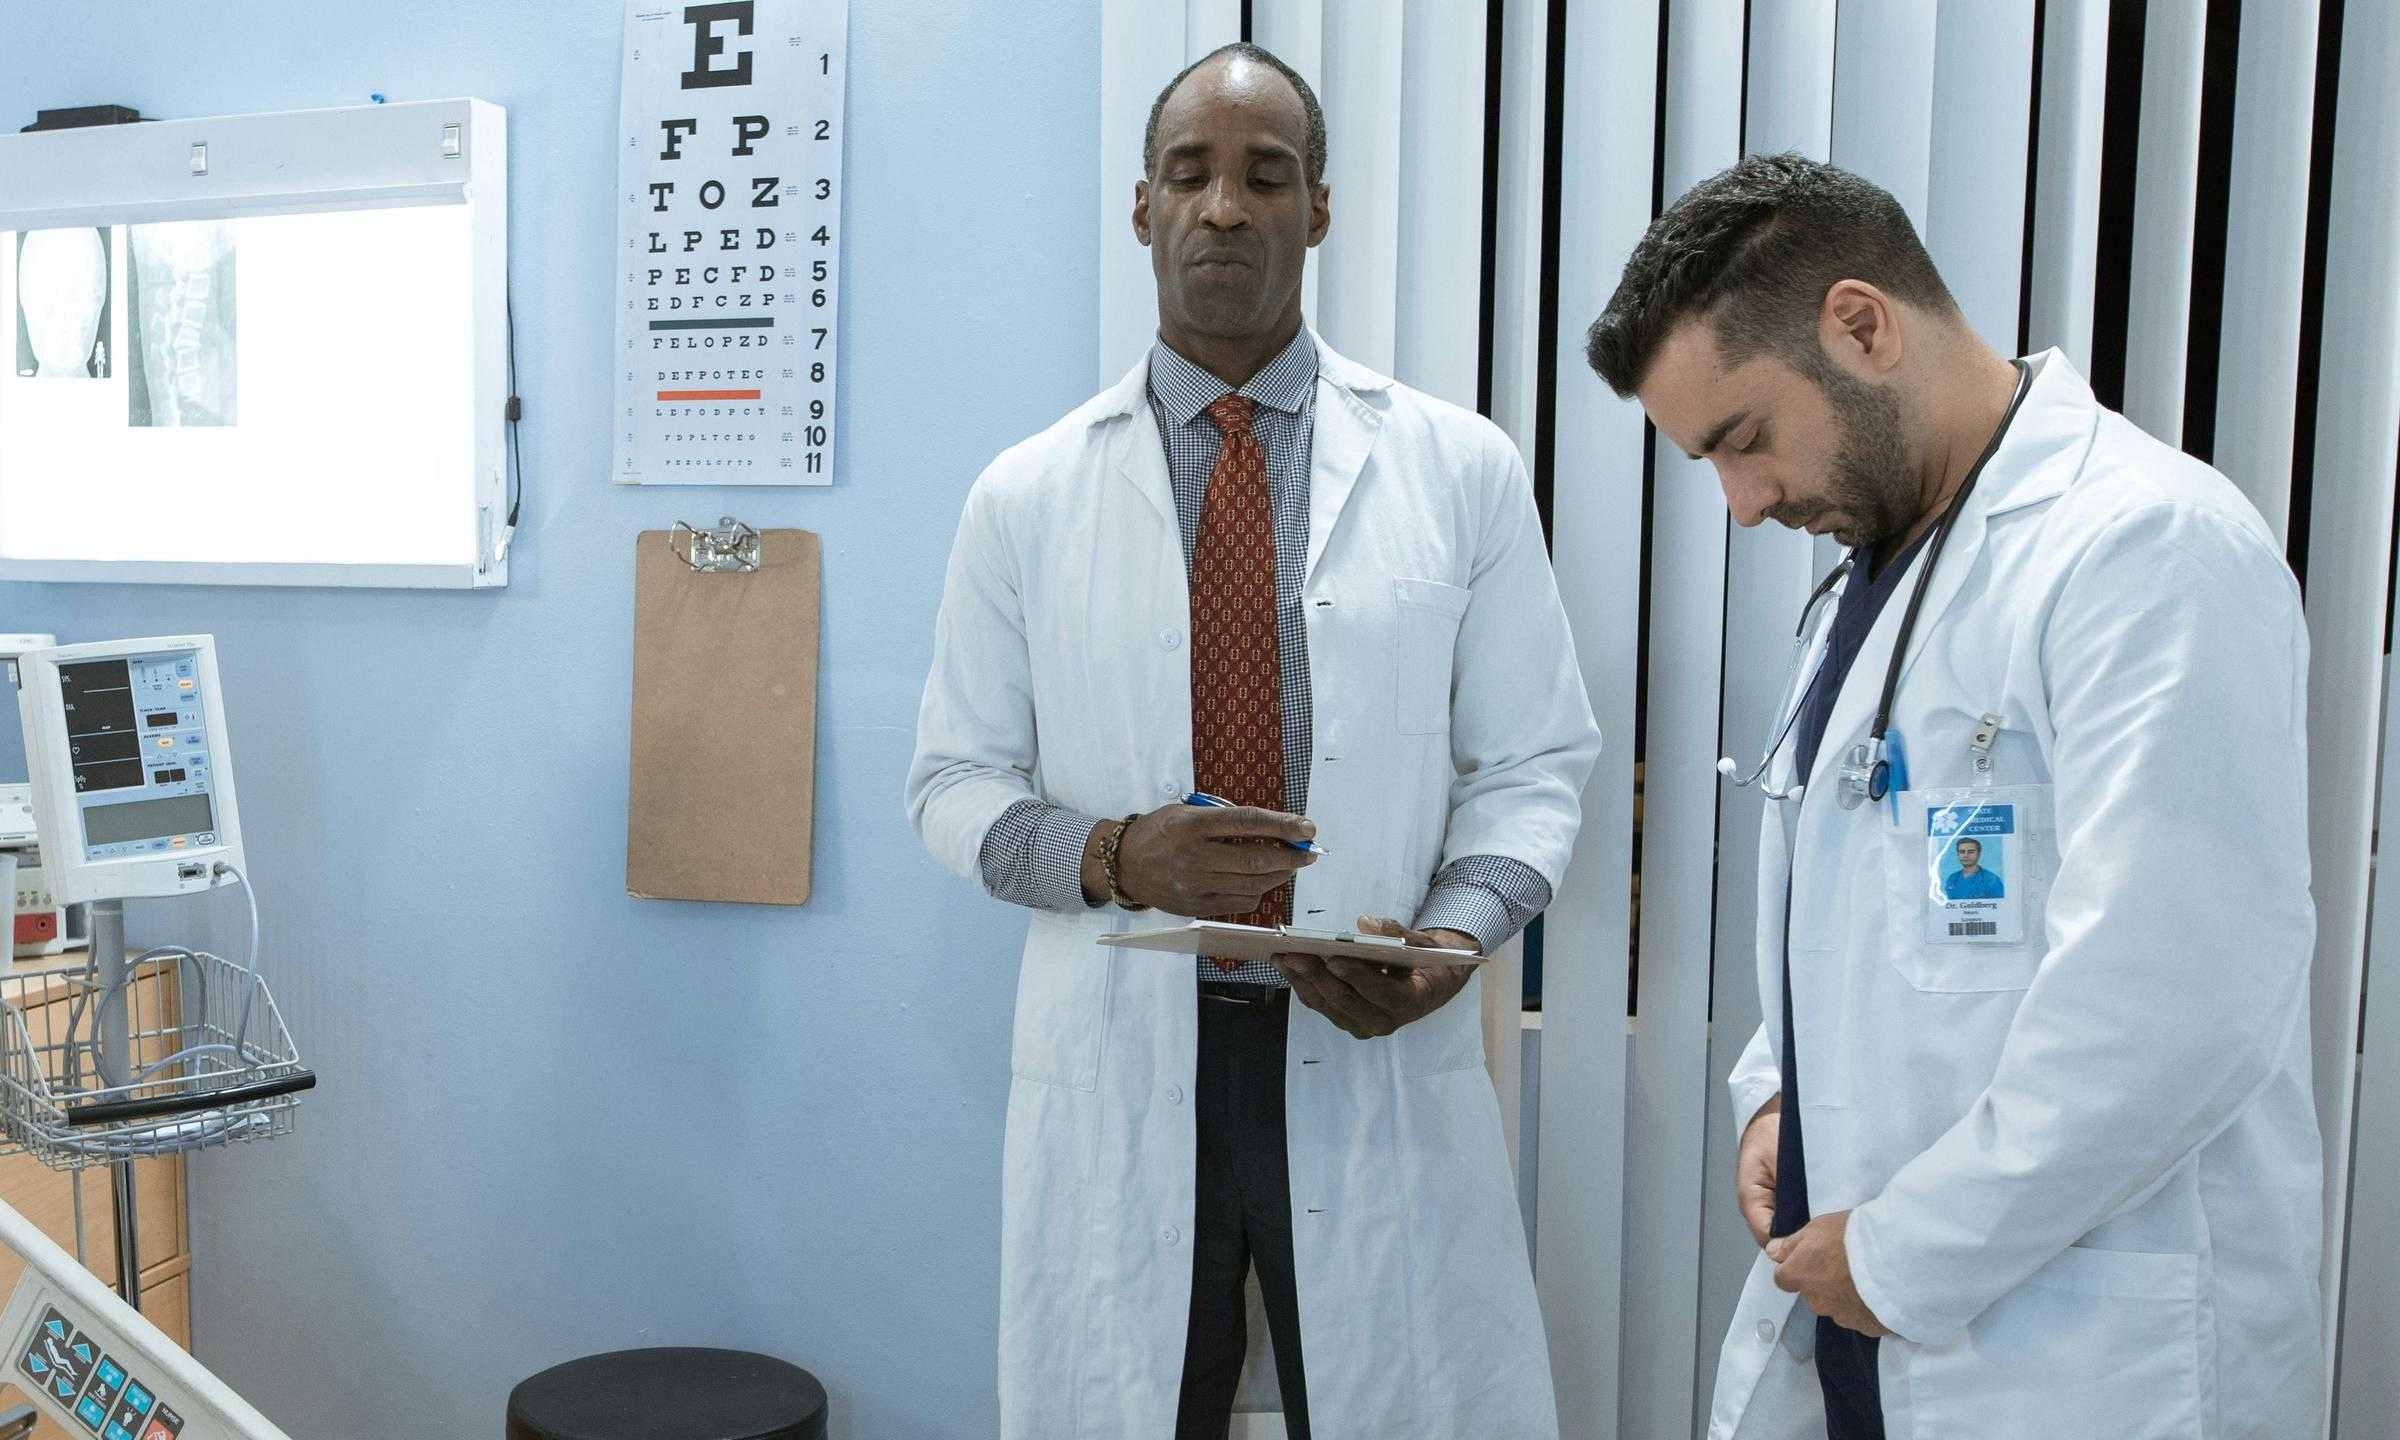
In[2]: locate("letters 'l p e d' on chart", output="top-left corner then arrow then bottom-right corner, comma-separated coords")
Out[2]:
612,0 -> 848,486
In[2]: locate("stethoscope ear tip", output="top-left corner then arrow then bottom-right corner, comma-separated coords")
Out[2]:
1716,757 -> 1739,777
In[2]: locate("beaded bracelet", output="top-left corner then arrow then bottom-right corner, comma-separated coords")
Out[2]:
1101,813 -> 1150,911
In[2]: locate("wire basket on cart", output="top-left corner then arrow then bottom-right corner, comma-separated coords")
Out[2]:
0,949 -> 315,1172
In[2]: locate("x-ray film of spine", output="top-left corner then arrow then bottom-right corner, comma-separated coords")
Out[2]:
15,227 -> 114,380
127,221 -> 238,427
611,0 -> 849,486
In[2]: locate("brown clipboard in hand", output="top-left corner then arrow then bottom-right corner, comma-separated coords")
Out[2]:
626,521 -> 821,905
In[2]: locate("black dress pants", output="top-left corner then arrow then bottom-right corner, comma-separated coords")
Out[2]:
1174,983 -> 1311,1439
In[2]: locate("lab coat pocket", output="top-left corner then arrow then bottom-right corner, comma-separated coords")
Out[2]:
1397,965 -> 1486,1077
1892,1246 -> 2201,1440
1393,576 -> 1471,736
1010,910 -> 1116,1091
1882,785 -> 2055,994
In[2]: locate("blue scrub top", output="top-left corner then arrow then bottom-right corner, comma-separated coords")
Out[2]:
1942,865 -> 2005,900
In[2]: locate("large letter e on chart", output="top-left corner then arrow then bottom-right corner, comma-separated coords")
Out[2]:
681,1 -> 756,90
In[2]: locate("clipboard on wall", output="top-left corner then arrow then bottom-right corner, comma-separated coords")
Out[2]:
626,517 -> 822,905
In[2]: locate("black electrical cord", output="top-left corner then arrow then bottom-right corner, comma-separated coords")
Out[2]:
504,290 -> 524,531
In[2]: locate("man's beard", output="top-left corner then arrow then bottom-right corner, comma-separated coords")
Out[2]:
1808,363 -> 1912,551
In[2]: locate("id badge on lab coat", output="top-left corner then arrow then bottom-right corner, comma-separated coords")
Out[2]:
1921,789 -> 2026,945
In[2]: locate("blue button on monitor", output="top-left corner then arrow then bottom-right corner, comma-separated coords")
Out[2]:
76,1395 -> 106,1430
122,1384 -> 150,1414
105,1424 -> 133,1440
98,1359 -> 125,1389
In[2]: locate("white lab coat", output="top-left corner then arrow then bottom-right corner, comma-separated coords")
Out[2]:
908,337 -> 1601,1439
1710,352 -> 2324,1440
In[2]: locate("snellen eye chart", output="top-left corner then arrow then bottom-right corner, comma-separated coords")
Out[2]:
612,0 -> 848,486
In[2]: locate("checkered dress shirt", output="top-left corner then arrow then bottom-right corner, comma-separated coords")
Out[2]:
978,332 -> 1550,981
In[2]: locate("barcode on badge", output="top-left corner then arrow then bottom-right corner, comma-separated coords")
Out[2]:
1948,921 -> 1999,937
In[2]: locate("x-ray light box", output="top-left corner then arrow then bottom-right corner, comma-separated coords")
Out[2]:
0,99 -> 509,588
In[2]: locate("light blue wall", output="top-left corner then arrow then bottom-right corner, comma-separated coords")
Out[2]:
0,4 -> 1099,1435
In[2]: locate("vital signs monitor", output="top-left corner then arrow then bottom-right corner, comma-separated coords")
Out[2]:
0,634 -> 52,846
13,636 -> 245,904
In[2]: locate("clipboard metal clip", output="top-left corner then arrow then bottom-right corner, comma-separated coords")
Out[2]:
670,516 -> 761,574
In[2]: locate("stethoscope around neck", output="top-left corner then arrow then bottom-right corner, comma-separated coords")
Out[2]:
1717,358 -> 2033,808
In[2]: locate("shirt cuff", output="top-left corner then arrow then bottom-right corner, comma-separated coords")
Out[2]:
1413,854 -> 1552,955
977,800 -> 1105,913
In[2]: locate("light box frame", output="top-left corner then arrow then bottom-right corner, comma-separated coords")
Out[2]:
0,98 -> 510,589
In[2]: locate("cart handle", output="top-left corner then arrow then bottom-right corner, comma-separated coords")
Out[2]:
0,1402 -> 35,1439
63,1069 -> 318,1128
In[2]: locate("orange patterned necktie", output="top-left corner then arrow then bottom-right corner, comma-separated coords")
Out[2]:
1189,394 -> 1289,973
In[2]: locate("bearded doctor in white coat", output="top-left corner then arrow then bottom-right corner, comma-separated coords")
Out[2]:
908,43 -> 1599,1440
1590,155 -> 2322,1440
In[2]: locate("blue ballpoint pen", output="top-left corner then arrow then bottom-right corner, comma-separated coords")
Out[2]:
1182,791 -> 1329,856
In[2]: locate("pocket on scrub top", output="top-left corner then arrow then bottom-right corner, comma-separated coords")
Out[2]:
1010,910 -> 1115,1091
1896,1246 -> 2203,1440
1393,576 -> 1471,736
1881,785 -> 2055,994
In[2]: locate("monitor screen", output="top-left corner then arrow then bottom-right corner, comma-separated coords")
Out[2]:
0,659 -> 26,788
60,649 -> 220,861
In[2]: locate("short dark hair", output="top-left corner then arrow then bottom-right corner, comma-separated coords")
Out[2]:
1143,42 -> 1327,189
1586,153 -> 1959,396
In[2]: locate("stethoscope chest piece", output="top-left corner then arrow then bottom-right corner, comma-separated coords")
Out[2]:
1838,737 -> 1889,810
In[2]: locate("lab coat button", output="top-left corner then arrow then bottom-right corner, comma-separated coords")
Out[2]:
1161,629 -> 1182,651
1161,1226 -> 1181,1246
1166,1084 -> 1184,1105
1756,1319 -> 1777,1343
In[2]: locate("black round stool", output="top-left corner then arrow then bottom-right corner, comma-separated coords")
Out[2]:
507,1348 -> 827,1440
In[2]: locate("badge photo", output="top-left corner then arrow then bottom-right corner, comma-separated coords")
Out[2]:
1925,798 -> 2024,945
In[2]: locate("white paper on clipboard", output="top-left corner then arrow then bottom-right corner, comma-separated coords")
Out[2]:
1099,920 -> 1486,969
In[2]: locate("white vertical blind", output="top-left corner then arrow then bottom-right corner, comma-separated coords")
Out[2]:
2346,711 -> 2400,1440
1832,0 -> 1939,228
1482,0 -> 1554,1186
1392,0 -> 1487,409
2211,1 -> 2319,541
1487,0 -> 1549,457
1186,0 -> 1239,57
1625,6 -> 1746,1434
2308,3 -> 2400,1422
1312,0 -> 1404,372
1923,0 -> 2037,353
1746,0 -> 1837,158
2121,0 -> 2207,442
1537,1 -> 1658,1428
2025,0 -> 2111,366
